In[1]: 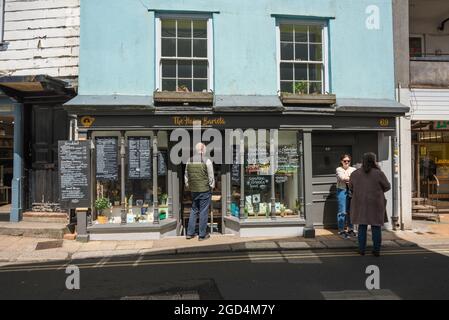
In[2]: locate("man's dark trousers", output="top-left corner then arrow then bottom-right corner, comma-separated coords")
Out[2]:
187,191 -> 211,238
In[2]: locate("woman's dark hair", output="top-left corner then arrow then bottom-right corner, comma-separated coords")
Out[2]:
362,152 -> 379,173
339,154 -> 352,167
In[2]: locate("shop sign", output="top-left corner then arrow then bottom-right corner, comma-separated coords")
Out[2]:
58,140 -> 91,208
172,116 -> 226,126
80,116 -> 95,128
433,121 -> 449,130
379,119 -> 389,127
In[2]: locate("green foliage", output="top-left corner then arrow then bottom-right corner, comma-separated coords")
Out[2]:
294,81 -> 308,94
95,197 -> 110,212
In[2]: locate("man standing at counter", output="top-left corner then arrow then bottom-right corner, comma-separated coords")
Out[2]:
185,143 -> 215,241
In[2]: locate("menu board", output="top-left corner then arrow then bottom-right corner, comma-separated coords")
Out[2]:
128,137 -> 152,179
96,137 -> 118,181
158,151 -> 167,176
231,148 -> 241,185
245,175 -> 270,191
58,140 -> 91,208
277,145 -> 299,174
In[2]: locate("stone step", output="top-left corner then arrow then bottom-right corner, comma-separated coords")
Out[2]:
0,221 -> 70,239
22,212 -> 68,224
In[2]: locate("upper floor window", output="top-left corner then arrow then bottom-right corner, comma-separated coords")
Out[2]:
157,16 -> 213,93
278,22 -> 328,95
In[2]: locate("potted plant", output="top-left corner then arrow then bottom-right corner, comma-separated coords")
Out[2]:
280,81 -> 336,105
159,193 -> 168,205
95,197 -> 111,224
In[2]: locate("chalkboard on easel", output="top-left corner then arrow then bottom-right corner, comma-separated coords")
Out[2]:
58,140 -> 91,208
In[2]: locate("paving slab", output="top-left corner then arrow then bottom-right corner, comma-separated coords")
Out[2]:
321,240 -> 358,249
16,250 -> 69,262
277,241 -> 311,250
394,240 -> 419,247
71,250 -> 137,260
139,248 -> 177,256
177,244 -> 232,254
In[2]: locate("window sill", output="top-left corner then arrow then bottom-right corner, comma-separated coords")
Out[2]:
154,91 -> 214,105
280,92 -> 336,106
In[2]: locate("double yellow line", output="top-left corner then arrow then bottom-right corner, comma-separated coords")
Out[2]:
1,247 -> 448,273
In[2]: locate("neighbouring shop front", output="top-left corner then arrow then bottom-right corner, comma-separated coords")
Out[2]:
412,120 -> 449,213
63,100 -> 405,240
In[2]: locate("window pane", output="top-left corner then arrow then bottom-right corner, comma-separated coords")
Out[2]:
177,39 -> 192,57
294,64 -> 307,81
161,60 -> 176,78
280,81 -> 293,93
280,63 -> 293,81
310,44 -> 323,61
161,19 -> 176,37
193,61 -> 208,78
295,44 -> 308,61
178,79 -> 192,92
309,82 -> 323,94
193,20 -> 207,38
193,39 -> 207,57
177,20 -> 191,38
193,80 -> 208,92
162,79 -> 176,91
308,64 -> 322,81
280,25 -> 294,42
281,42 -> 294,60
275,131 -> 300,217
309,26 -> 323,43
295,25 -> 308,42
178,60 -> 192,78
161,38 -> 176,57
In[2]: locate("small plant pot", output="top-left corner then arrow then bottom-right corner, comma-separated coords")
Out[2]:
97,215 -> 108,224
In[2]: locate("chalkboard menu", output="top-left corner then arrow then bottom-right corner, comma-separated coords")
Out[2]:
231,148 -> 241,185
96,137 -> 118,181
158,151 -> 167,176
277,145 -> 299,174
245,175 -> 270,191
128,137 -> 152,179
59,140 -> 91,208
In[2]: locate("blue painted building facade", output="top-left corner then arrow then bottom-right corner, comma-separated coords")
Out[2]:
66,0 -> 408,240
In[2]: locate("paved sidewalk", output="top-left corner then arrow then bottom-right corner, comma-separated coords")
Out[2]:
1,215 -> 449,266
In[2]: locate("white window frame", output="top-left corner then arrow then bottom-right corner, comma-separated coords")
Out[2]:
0,0 -> 5,44
276,19 -> 329,95
155,14 -> 214,92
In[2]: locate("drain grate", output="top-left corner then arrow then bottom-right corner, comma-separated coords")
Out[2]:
35,240 -> 63,251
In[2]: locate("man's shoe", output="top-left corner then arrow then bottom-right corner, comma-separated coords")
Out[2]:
198,234 -> 210,241
372,251 -> 380,257
186,235 -> 196,240
358,250 -> 365,256
348,230 -> 357,237
338,231 -> 349,239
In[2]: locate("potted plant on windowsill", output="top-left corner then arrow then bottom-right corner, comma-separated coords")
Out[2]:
280,81 -> 336,105
153,86 -> 214,104
95,197 -> 111,224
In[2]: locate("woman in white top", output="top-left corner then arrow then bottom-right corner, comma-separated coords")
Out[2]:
336,154 -> 357,239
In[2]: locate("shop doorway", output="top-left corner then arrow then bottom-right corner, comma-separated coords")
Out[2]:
0,116 -> 14,220
178,137 -> 224,235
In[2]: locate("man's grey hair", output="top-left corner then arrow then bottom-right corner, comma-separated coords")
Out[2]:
195,142 -> 206,155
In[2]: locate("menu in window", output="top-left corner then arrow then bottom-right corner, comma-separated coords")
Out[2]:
128,137 -> 152,179
245,175 -> 271,191
58,140 -> 91,208
232,148 -> 241,185
96,137 -> 118,180
158,150 -> 167,176
277,145 -> 299,174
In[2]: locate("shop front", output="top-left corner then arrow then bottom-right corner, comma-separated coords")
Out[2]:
64,99 -> 404,240
412,121 -> 449,213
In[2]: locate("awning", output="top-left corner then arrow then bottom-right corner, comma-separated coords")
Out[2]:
335,98 -> 409,114
0,75 -> 75,103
